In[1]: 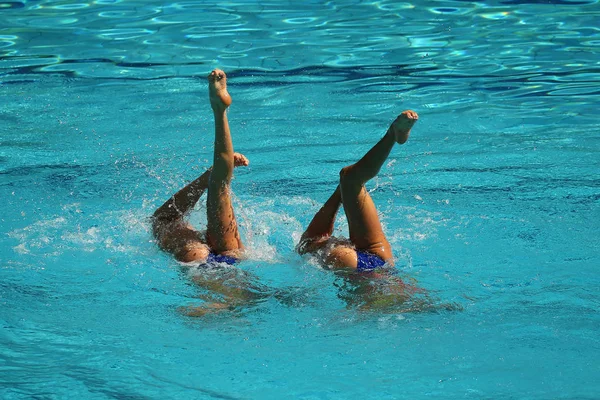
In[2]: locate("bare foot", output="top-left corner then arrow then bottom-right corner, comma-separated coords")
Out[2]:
388,110 -> 418,144
207,69 -> 232,112
233,152 -> 249,167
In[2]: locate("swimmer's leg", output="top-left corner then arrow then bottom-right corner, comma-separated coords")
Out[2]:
153,169 -> 212,224
339,110 -> 418,264
295,185 -> 358,268
297,186 -> 342,254
152,153 -> 249,263
152,168 -> 212,262
205,69 -> 244,256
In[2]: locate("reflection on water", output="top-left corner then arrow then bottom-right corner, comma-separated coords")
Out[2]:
1,0 -> 599,98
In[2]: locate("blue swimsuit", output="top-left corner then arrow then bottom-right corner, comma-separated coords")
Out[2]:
205,252 -> 238,266
356,251 -> 386,272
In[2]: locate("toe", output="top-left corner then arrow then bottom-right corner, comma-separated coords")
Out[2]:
405,110 -> 418,120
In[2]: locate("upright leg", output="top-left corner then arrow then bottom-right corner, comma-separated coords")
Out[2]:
205,69 -> 243,255
339,110 -> 418,262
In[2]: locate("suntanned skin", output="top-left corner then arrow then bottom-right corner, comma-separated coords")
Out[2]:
152,153 -> 248,263
152,69 -> 255,316
205,69 -> 244,257
152,69 -> 246,263
297,110 -> 419,271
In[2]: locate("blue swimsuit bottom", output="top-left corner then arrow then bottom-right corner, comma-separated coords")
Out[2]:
356,250 -> 386,272
205,252 -> 238,266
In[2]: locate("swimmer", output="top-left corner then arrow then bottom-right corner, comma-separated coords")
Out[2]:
295,108 -> 460,313
153,69 -> 244,264
152,69 -> 252,315
297,110 -> 419,272
296,111 -> 431,311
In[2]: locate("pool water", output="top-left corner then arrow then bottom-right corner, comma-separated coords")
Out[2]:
1,0 -> 599,398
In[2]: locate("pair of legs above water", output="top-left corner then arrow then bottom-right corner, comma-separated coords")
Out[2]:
297,110 -> 419,272
152,68 -> 418,274
152,69 -> 245,264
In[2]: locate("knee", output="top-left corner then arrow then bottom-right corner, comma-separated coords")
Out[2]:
339,166 -> 361,190
296,236 -> 328,255
339,166 -> 353,184
151,216 -> 172,240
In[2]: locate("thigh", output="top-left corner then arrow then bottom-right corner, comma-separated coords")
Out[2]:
206,184 -> 243,253
340,184 -> 392,260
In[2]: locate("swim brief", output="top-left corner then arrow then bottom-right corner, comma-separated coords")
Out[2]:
205,252 -> 238,266
356,250 -> 386,272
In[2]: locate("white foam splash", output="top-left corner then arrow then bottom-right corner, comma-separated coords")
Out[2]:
7,206 -> 153,258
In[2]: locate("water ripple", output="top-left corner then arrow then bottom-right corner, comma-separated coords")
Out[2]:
0,0 -> 597,82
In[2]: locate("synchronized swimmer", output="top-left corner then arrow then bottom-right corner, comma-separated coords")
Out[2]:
152,69 -> 245,265
296,110 -> 418,272
151,69 -> 425,313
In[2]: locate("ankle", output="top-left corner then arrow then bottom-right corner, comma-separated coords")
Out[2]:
385,127 -> 396,142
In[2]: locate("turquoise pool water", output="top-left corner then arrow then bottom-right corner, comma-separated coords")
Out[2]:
1,0 -> 599,398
